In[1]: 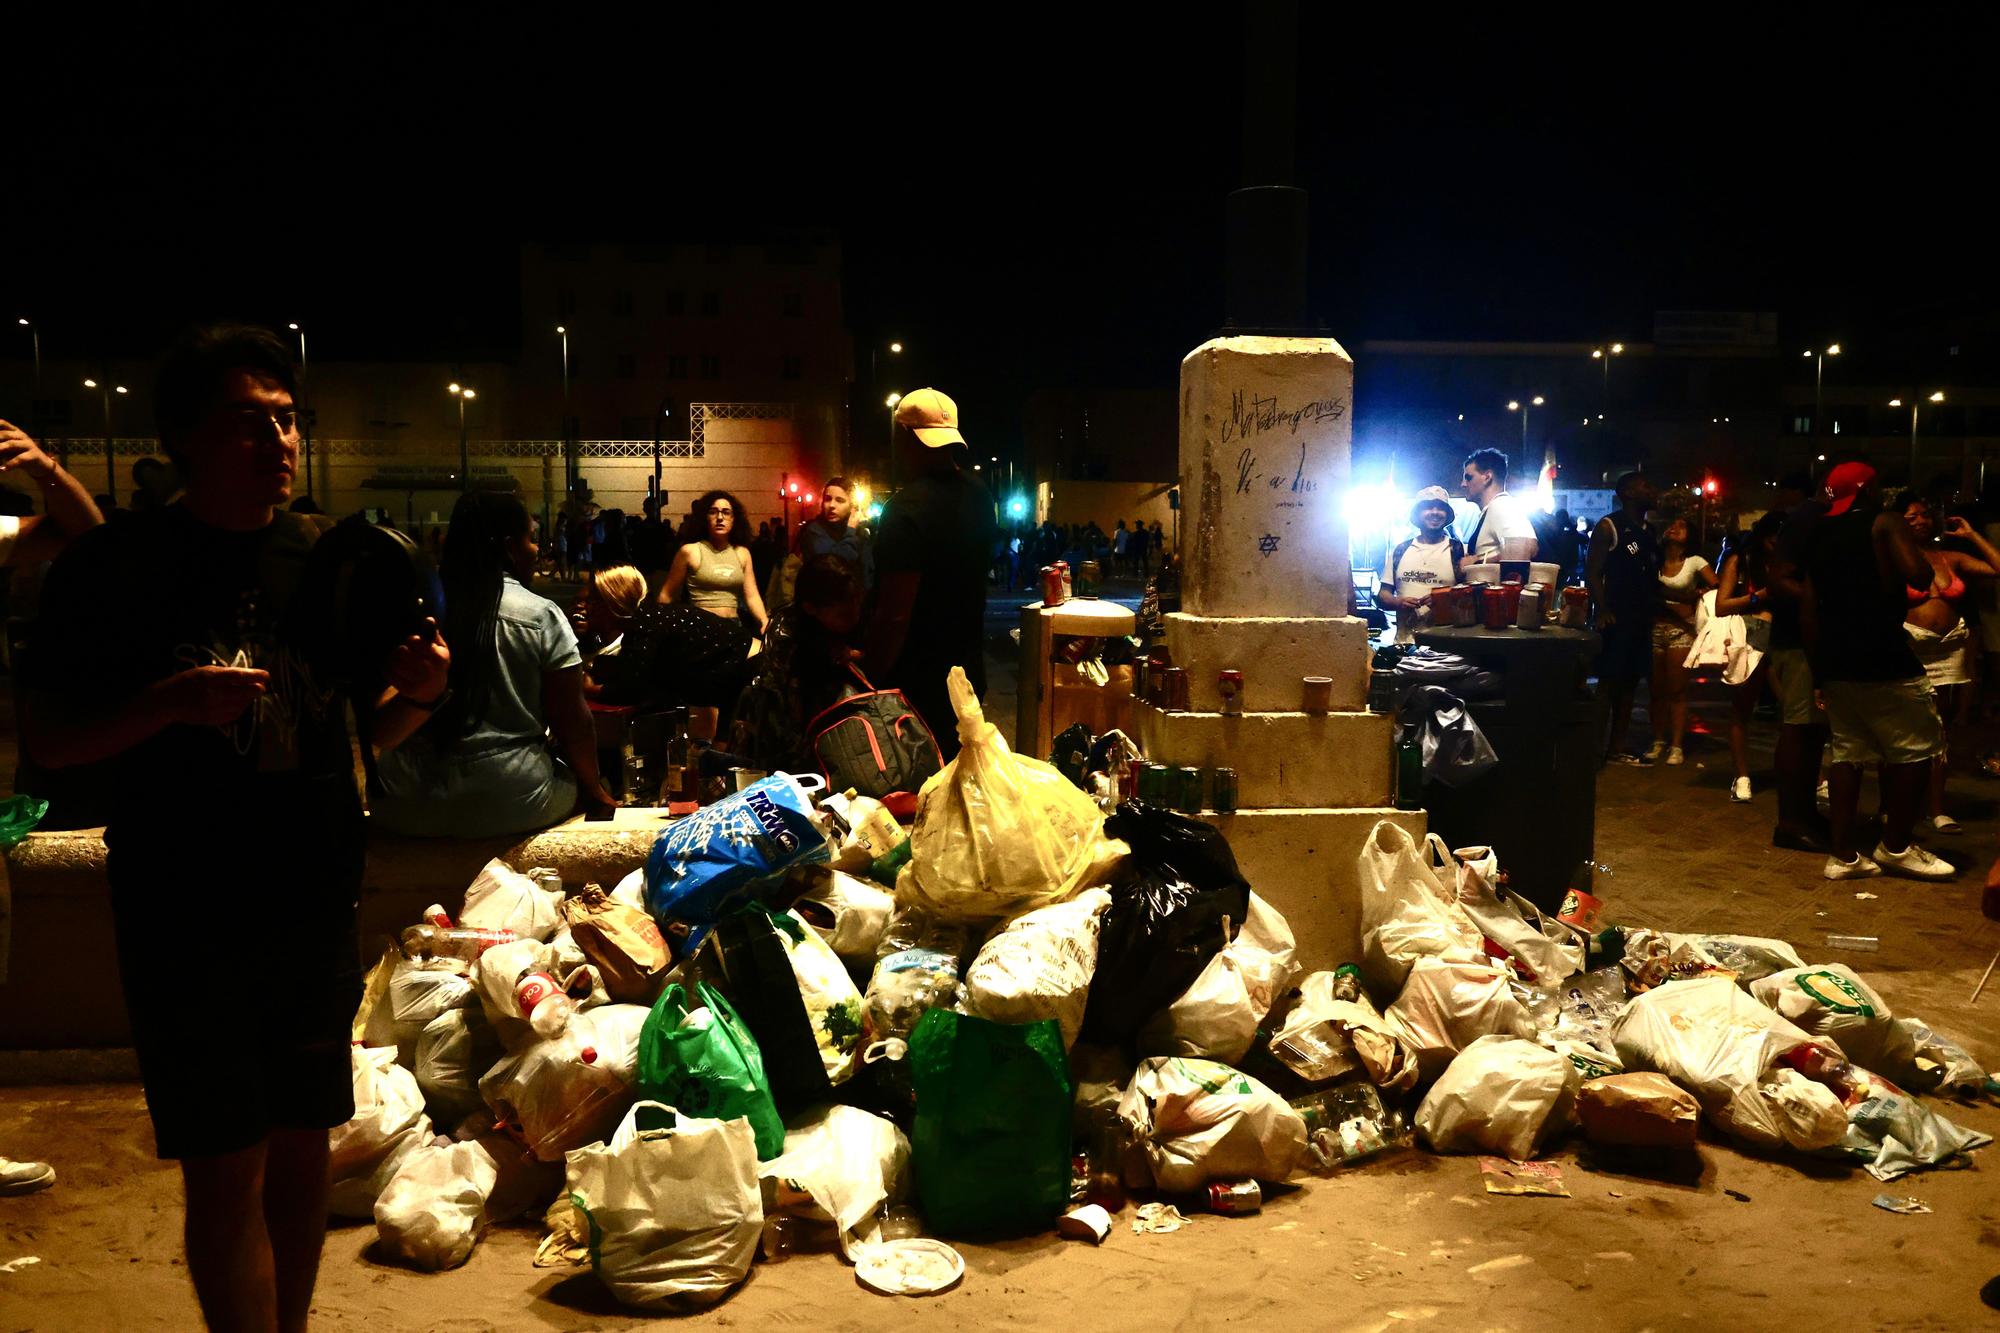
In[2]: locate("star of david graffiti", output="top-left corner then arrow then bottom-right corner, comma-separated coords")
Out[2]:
1258,532 -> 1280,557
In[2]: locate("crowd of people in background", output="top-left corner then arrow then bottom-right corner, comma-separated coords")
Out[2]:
1377,442 -> 2000,887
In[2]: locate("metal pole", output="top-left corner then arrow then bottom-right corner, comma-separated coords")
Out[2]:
102,384 -> 116,505
296,326 -> 313,502
887,407 -> 897,489
1909,403 -> 1919,487
560,328 -> 572,496
651,395 -> 670,517
458,395 -> 469,493
1814,353 -> 1824,435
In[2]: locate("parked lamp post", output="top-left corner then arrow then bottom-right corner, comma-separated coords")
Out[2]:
1589,343 -> 1622,418
1506,395 -> 1545,451
1804,343 -> 1841,435
650,395 -> 672,519
82,377 -> 127,504
288,323 -> 313,503
556,325 -> 573,496
1888,391 -> 1945,487
449,383 -> 476,492
18,318 -> 52,467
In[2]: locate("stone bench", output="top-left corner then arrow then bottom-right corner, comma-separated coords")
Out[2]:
0,808 -> 674,1051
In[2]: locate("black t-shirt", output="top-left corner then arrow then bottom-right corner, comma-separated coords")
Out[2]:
22,505 -> 356,833
1599,509 -> 1660,623
1806,508 -> 1922,683
1769,498 -> 1826,650
875,468 -> 997,699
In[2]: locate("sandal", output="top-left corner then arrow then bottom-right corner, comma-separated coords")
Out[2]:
1932,813 -> 1963,835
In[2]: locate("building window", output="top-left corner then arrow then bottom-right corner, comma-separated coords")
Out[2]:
665,290 -> 686,316
1791,415 -> 1812,435
667,354 -> 689,380
699,354 -> 721,381
782,292 -> 804,317
557,289 -> 577,316
615,353 -> 637,379
782,354 -> 804,380
699,291 -> 721,317
613,289 -> 634,317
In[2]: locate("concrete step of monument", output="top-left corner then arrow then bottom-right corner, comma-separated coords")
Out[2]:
1164,612 -> 1371,715
1203,805 -> 1426,974
1135,704 -> 1393,808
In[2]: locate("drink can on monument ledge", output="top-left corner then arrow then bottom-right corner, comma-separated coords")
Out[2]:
1212,767 -> 1238,814
1216,668 -> 1245,715
1175,765 -> 1204,814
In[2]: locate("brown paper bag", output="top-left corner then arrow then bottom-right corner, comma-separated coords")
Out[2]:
560,885 -> 670,1003
1576,1072 -> 1699,1149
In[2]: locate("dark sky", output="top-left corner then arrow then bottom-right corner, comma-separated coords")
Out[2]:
11,7 -> 1999,430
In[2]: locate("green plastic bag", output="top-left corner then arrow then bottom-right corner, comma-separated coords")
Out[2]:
635,982 -> 786,1161
909,1009 -> 1073,1237
0,796 -> 49,850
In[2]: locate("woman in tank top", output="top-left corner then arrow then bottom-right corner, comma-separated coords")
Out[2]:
1644,517 -> 1716,766
662,489 -> 769,634
1898,495 -> 2000,833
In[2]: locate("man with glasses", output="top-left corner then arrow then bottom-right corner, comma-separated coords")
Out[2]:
20,323 -> 447,1331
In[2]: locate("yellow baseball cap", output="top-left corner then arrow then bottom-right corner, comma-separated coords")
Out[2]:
892,387 -> 965,448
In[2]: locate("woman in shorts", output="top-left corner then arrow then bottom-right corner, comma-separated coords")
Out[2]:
1645,517 -> 1714,766
1899,495 -> 2000,833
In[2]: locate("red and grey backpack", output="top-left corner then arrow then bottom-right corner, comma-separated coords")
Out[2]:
804,667 -> 944,803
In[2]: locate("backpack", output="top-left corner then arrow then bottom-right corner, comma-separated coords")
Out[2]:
805,667 -> 944,800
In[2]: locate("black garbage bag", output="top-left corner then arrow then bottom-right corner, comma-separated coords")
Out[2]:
1051,723 -> 1096,791
1080,800 -> 1253,1044
692,907 -> 834,1116
1393,646 -> 1502,703
1397,684 -> 1499,788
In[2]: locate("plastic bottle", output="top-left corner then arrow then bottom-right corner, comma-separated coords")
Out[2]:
515,969 -> 575,1040
1289,1083 -> 1411,1171
400,924 -> 517,963
664,708 -> 696,805
422,903 -> 453,928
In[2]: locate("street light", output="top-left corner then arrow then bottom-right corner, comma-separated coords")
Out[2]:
449,383 -> 476,492
1590,343 -> 1623,418
288,322 -> 313,502
1506,395 -> 1545,451
83,378 -> 129,503
1890,391 -> 1946,484
18,317 -> 48,465
556,326 -> 573,497
1804,343 -> 1841,436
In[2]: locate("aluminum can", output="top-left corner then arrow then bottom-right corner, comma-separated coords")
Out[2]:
1217,669 -> 1245,715
1041,565 -> 1066,606
1077,559 -> 1101,597
1212,767 -> 1238,814
1175,765 -> 1205,814
1161,667 -> 1190,712
1139,763 -> 1171,803
1207,1180 -> 1262,1215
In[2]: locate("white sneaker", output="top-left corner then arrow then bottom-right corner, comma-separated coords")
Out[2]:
1643,741 -> 1668,763
1665,747 -> 1685,766
1730,777 -> 1753,802
1823,854 -> 1881,881
1873,842 -> 1955,882
0,1157 -> 55,1197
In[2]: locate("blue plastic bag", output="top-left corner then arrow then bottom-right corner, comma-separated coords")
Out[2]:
644,776 -> 827,955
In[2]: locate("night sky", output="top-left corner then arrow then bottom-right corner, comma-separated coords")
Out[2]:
11,9 -> 1998,438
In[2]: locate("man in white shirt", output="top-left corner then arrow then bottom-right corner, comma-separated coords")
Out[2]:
1378,487 -> 1464,643
1459,446 -> 1538,570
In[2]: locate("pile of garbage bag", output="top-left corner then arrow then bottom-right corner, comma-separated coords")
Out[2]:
331,673 -> 1994,1310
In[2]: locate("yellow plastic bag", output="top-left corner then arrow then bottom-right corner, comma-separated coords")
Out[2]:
903,667 -> 1114,922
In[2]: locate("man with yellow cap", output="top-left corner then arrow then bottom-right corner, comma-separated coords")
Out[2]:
864,388 -> 998,759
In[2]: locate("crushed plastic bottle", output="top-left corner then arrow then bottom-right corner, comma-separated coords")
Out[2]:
400,924 -> 517,964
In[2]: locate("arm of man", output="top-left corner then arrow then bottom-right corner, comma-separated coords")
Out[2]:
1376,547 -> 1405,611
863,571 -> 920,679
0,421 -> 104,563
22,669 -> 268,770
1585,517 -> 1615,624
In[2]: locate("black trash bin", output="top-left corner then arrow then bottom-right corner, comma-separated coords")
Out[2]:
1413,624 -> 1601,911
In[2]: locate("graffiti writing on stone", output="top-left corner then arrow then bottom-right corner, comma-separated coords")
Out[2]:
1234,441 -> 1323,508
1221,389 -> 1347,445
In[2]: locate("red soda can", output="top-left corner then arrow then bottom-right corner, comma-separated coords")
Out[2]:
1217,669 -> 1245,715
1207,1180 -> 1262,1215
1041,565 -> 1066,606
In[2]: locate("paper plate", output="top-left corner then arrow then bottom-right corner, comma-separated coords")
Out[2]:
854,1238 -> 965,1296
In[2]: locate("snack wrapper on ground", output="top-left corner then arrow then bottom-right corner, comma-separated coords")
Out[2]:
1117,1056 -> 1306,1191
1610,975 -> 1848,1152
1576,1071 -> 1700,1149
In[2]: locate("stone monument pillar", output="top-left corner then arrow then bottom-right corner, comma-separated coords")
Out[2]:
1136,331 -> 1423,970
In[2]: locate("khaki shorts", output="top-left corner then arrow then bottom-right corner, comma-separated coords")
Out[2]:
1765,647 -> 1817,727
1821,677 -> 1945,768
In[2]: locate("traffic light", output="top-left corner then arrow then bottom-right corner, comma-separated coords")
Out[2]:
1704,479 -> 1719,496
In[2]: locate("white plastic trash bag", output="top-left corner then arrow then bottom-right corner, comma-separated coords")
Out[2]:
1749,965 -> 1921,1086
329,1046 -> 433,1219
1117,1056 -> 1307,1191
792,866 -> 897,962
964,888 -> 1113,1049
759,1104 -> 911,1260
1138,892 -> 1300,1065
461,859 -> 564,941
1895,1018 -> 1993,1096
480,1005 -> 649,1162
566,1101 -> 763,1311
1269,969 -> 1420,1093
1610,975 -> 1848,1152
374,1139 -> 500,1271
1452,853 -> 1582,987
474,937 -> 559,1047
1385,957 -> 1537,1079
903,666 -> 1115,922
1357,821 -> 1483,1000
1415,1034 -> 1579,1161
416,1005 -> 501,1132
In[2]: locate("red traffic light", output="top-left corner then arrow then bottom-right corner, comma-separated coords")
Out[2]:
1704,479 -> 1719,495
787,481 -> 800,495
803,492 -> 815,504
